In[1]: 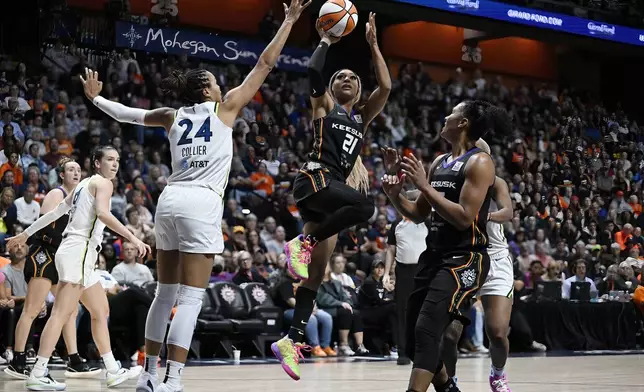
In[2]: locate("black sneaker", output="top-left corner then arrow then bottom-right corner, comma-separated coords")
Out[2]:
4,361 -> 31,380
64,361 -> 103,379
25,348 -> 37,364
397,356 -> 411,365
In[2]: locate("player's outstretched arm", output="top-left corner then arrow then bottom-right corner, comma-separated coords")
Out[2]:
6,193 -> 73,250
220,0 -> 311,121
93,177 -> 151,257
81,68 -> 175,130
362,12 -> 391,126
309,19 -> 340,117
489,176 -> 513,223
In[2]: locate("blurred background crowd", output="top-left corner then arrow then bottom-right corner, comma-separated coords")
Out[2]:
0,0 -> 642,366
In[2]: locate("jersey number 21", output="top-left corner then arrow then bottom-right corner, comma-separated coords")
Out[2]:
342,134 -> 359,154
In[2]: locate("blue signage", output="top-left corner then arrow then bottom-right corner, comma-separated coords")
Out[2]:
115,22 -> 311,72
394,0 -> 644,47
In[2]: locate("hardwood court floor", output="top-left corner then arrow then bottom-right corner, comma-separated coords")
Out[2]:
1,354 -> 642,391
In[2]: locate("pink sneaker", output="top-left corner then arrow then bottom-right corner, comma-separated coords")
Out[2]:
489,374 -> 511,392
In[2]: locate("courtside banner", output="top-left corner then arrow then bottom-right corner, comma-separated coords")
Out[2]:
394,0 -> 644,47
115,22 -> 311,72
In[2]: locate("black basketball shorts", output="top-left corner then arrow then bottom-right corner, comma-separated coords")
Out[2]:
24,244 -> 58,285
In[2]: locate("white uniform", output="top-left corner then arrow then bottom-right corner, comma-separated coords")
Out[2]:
155,101 -> 232,253
479,200 -> 514,297
56,175 -> 107,287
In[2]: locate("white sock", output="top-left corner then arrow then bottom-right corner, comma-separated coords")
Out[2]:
491,365 -> 505,377
164,360 -> 185,390
32,356 -> 50,378
144,355 -> 158,376
102,351 -> 120,374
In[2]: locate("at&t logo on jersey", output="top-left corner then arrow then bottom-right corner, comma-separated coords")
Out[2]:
180,145 -> 210,170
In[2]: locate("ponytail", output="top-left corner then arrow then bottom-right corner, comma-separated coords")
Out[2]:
160,69 -> 210,104
347,156 -> 370,194
462,100 -> 512,140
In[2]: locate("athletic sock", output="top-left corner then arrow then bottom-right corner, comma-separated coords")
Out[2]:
32,356 -> 50,378
287,286 -> 317,343
13,351 -> 25,365
101,351 -> 120,374
144,355 -> 158,376
434,377 -> 460,392
491,365 -> 505,377
164,360 -> 185,390
68,353 -> 82,366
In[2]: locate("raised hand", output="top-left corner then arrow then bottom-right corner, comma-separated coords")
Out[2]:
382,173 -> 405,198
79,68 -> 103,101
284,0 -> 312,22
381,147 -> 401,175
316,19 -> 341,44
400,154 -> 429,190
365,12 -> 377,47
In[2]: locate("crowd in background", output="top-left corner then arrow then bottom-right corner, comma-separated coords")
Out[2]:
0,9 -> 643,361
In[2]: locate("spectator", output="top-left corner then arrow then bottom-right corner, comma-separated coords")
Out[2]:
232,251 -> 267,285
317,263 -> 368,356
260,216 -> 277,244
250,162 -> 275,198
358,258 -> 397,355
14,184 -> 39,226
265,226 -> 286,259
125,207 -> 153,242
562,259 -> 598,299
0,242 -> 28,360
0,151 -> 23,186
329,254 -> 355,289
110,241 -> 154,288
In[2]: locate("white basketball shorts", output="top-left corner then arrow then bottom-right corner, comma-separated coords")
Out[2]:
155,184 -> 224,254
479,250 -> 514,298
55,235 -> 100,288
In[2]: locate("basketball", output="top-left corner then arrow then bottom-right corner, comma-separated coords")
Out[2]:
318,0 -> 359,37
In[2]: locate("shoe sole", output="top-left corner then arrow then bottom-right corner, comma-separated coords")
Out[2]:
107,373 -> 131,388
284,241 -> 308,280
271,342 -> 300,381
64,368 -> 103,379
4,367 -> 29,380
26,383 -> 66,391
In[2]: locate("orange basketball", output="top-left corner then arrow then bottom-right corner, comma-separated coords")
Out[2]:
318,0 -> 358,38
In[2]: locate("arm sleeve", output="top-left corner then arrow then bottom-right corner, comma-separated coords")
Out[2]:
387,220 -> 399,246
92,96 -> 147,125
24,201 -> 71,238
307,41 -> 330,98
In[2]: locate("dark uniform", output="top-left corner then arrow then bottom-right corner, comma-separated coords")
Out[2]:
293,104 -> 367,223
24,187 -> 69,285
405,147 -> 493,371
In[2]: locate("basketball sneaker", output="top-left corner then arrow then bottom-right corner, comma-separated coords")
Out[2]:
489,374 -> 511,392
271,336 -> 310,381
136,371 -> 158,392
106,364 -> 142,388
5,352 -> 30,380
284,235 -> 314,280
26,368 -> 66,391
64,361 -> 102,379
155,383 -> 184,392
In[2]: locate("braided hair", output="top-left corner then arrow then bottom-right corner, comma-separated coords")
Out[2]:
460,100 -> 512,141
90,145 -> 117,174
160,69 -> 210,104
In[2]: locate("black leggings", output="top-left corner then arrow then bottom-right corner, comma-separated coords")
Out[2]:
299,180 -> 374,242
108,287 -> 152,350
335,307 -> 364,332
362,302 -> 398,346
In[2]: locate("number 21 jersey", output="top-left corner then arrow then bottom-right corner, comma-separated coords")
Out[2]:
309,104 -> 364,181
167,101 -> 233,196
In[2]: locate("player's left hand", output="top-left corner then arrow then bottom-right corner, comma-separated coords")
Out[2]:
5,232 -> 28,252
401,154 -> 429,190
365,12 -> 377,46
80,68 -> 103,101
283,0 -> 312,22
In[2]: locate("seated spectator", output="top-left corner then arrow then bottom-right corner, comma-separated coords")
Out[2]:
329,254 -> 355,289
125,207 -> 153,242
250,162 -> 274,198
618,261 -> 640,292
562,259 -> 598,299
273,269 -> 335,357
20,166 -> 46,204
232,251 -> 267,285
357,258 -> 397,354
0,243 -> 28,359
265,226 -> 286,261
14,184 -> 39,226
317,263 -> 367,356
524,260 -> 544,290
0,151 -> 23,186
596,264 -> 630,296
542,261 -> 563,282
110,241 -> 154,288
0,187 -> 17,251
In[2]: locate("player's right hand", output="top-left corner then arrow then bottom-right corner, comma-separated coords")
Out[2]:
316,19 -> 341,44
80,68 -> 103,101
381,147 -> 401,175
132,238 -> 152,258
381,173 -> 405,197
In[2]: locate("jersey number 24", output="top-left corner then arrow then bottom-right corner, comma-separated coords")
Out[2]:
177,118 -> 212,145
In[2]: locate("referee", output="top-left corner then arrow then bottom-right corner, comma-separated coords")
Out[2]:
383,209 -> 429,365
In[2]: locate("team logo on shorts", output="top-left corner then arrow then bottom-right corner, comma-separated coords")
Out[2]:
458,268 -> 477,288
251,286 -> 267,304
219,285 -> 236,304
35,251 -> 48,265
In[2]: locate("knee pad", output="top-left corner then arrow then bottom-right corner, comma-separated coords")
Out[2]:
145,283 -> 179,343
166,285 -> 204,351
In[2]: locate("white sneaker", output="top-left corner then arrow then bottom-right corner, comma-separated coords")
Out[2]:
4,348 -> 14,362
106,364 -> 141,388
0,356 -> 7,365
136,371 -> 158,392
338,345 -> 355,356
26,369 -> 66,391
156,382 -> 184,392
474,345 -> 489,354
531,341 -> 547,352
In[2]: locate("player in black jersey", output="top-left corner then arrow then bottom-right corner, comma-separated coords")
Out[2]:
5,158 -> 100,380
274,13 -> 391,380
382,101 -> 511,392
